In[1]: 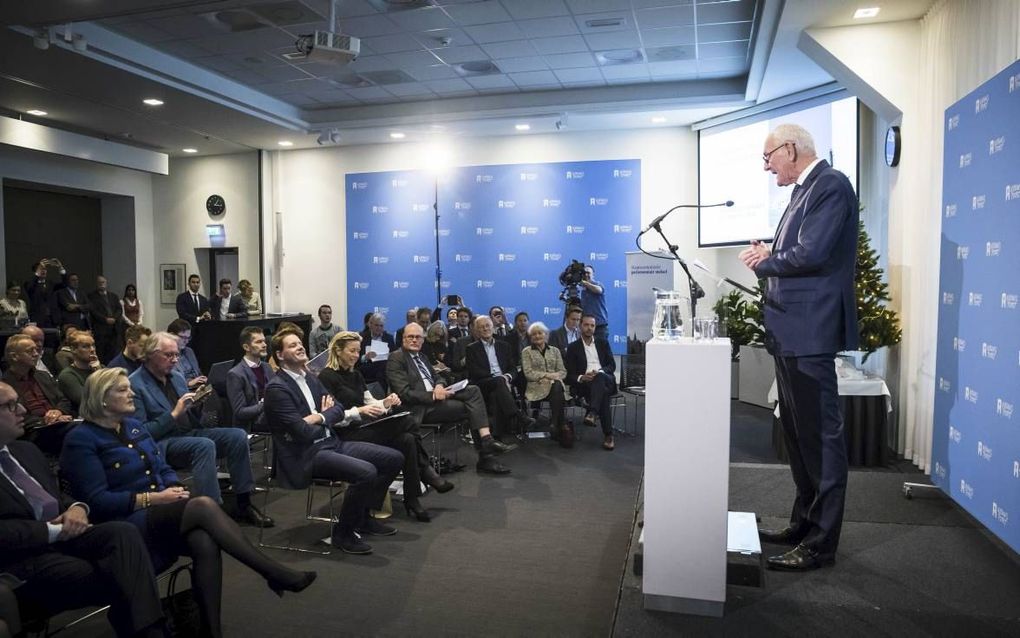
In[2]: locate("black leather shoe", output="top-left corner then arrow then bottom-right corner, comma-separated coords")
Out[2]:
237,504 -> 275,528
476,456 -> 511,475
357,518 -> 397,536
421,466 -> 455,493
481,436 -> 517,456
766,545 -> 835,571
518,414 -> 536,431
758,526 -> 802,545
333,533 -> 372,554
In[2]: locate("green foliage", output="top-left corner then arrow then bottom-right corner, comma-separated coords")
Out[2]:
855,220 -> 902,362
713,286 -> 765,358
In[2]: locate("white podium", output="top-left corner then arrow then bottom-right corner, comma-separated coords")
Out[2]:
643,338 -> 731,616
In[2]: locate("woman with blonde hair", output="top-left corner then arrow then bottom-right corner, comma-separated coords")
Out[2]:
318,331 -> 453,521
237,279 -> 262,315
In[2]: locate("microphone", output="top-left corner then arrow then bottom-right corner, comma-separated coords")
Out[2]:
639,201 -> 733,235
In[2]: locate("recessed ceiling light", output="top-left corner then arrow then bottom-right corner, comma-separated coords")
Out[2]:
390,132 -> 406,139
182,148 -> 198,153
26,109 -> 48,116
277,140 -> 293,147
515,123 -> 530,131
142,98 -> 164,106
651,116 -> 667,123
853,7 -> 880,19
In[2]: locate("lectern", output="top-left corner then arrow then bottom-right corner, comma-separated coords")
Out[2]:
643,337 -> 731,616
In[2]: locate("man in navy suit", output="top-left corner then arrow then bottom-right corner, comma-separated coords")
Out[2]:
208,279 -> 247,321
263,331 -> 402,555
174,274 -> 211,324
740,123 -> 858,571
564,315 -> 618,451
465,316 -> 534,436
226,326 -> 273,432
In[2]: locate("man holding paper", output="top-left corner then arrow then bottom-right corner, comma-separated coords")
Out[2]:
359,312 -> 397,391
387,323 -> 516,475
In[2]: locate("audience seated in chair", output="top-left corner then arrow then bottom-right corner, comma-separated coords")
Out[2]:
0,281 -> 29,325
1,335 -> 74,456
56,331 -> 101,413
226,327 -> 273,433
208,278 -> 247,321
422,320 -> 451,370
319,331 -> 453,523
308,304 -> 342,359
521,322 -> 573,448
465,316 -> 535,437
87,275 -> 122,364
564,315 -> 618,451
263,331 -> 403,554
357,312 -> 396,390
548,306 -> 582,353
0,381 -> 166,638
448,306 -> 473,342
387,322 -> 516,476
53,325 -> 78,374
128,332 -> 273,527
20,325 -> 58,376
60,370 -> 315,638
109,324 -> 151,376
167,319 -> 207,390
175,274 -> 211,325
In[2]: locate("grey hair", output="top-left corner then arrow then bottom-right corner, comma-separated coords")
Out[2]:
370,312 -> 386,323
768,124 -> 816,157
474,315 -> 493,329
528,321 -> 549,336
141,331 -> 178,361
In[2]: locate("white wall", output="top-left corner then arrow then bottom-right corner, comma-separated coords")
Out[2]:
151,152 -> 260,328
266,127 -> 707,327
0,145 -> 156,324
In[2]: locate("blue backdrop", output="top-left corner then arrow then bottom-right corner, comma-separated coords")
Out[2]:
934,58 -> 1020,553
346,159 -> 641,353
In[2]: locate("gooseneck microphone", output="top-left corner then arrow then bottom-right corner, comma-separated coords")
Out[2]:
638,200 -> 734,236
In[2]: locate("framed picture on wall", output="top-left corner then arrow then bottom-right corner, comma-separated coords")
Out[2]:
160,263 -> 185,304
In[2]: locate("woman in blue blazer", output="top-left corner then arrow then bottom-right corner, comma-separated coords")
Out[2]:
60,368 -> 316,638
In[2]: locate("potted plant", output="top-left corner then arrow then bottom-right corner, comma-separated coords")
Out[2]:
714,285 -> 767,402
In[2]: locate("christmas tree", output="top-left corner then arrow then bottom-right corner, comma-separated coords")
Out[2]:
855,220 -> 902,362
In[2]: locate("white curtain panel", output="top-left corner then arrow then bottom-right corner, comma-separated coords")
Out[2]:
900,0 -> 1020,472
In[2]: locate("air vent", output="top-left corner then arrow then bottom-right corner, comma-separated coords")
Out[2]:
585,18 -> 624,28
329,74 -> 374,89
454,60 -> 501,76
249,1 -> 323,26
358,70 -> 416,85
595,49 -> 645,66
365,0 -> 434,11
646,45 -> 694,62
203,9 -> 271,33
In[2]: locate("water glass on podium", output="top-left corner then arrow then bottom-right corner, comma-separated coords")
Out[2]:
693,317 -> 719,340
651,291 -> 690,340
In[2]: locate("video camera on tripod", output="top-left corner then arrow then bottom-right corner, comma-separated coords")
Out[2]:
557,259 -> 587,307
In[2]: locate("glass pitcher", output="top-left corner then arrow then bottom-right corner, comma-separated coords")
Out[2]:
651,290 -> 690,340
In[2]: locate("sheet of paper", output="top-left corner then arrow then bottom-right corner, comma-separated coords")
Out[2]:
447,379 -> 469,393
369,340 -> 389,361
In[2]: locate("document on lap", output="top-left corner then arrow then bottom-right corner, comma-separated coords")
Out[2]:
361,411 -> 411,426
369,340 -> 390,361
446,379 -> 469,393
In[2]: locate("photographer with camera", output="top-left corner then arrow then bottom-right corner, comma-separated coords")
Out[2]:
579,265 -> 609,342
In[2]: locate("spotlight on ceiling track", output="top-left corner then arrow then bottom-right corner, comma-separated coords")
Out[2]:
316,128 -> 342,145
33,29 -> 50,50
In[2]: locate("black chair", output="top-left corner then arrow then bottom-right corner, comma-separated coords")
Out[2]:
617,354 -> 645,437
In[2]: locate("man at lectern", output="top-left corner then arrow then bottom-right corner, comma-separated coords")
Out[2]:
739,123 -> 859,572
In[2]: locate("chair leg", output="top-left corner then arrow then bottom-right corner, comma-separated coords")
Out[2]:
258,479 -> 331,556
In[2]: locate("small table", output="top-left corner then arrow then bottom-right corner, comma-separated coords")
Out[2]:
768,374 -> 892,467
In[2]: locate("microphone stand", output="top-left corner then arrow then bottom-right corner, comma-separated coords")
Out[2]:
648,221 -> 705,320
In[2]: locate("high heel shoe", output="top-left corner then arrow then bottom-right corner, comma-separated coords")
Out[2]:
403,500 -> 431,522
268,570 -> 317,598
422,467 -> 455,494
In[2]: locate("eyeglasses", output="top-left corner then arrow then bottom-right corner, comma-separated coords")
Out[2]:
762,142 -> 793,163
2,400 -> 21,413
159,350 -> 181,360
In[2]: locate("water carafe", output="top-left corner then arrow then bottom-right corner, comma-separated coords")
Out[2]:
651,291 -> 690,340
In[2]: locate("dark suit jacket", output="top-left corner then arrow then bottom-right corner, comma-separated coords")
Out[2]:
175,291 -> 208,324
208,294 -> 247,321
128,366 -> 196,440
87,290 -> 122,336
465,339 -> 516,385
1,369 -> 74,431
386,349 -> 447,424
753,160 -> 859,357
226,360 -> 274,429
358,330 -> 396,358
0,441 -> 76,570
564,337 -> 617,394
55,288 -> 90,329
548,326 -> 576,353
263,371 -> 346,489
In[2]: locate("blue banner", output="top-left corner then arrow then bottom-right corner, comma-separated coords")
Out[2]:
934,58 -> 1020,553
346,159 -> 640,353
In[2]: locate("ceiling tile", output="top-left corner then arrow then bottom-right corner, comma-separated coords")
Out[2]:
147,14 -> 225,39
600,65 -> 650,81
442,1 -> 513,26
109,21 -> 177,43
647,59 -> 698,78
386,50 -> 445,70
256,64 -> 316,82
350,56 -> 400,72
155,38 -> 217,58
332,0 -> 381,18
346,86 -> 395,101
640,26 -> 696,48
464,22 -> 526,44
635,5 -> 694,29
406,65 -> 460,81
384,82 -> 436,97
277,93 -> 320,107
480,41 -> 540,59
564,0 -> 625,13
338,13 -> 402,37
415,28 -> 473,49
464,74 -> 518,89
192,55 -> 243,74
434,45 -> 487,64
583,30 -> 641,50
362,34 -> 422,54
531,35 -> 589,55
697,56 -> 747,73
632,0 -> 695,7
220,68 -> 267,85
305,88 -> 358,103
543,52 -> 596,69
496,56 -> 549,73
573,11 -> 632,34
698,21 -> 753,44
698,40 -> 749,59
424,78 -> 476,94
553,67 -> 604,83
509,70 -> 560,86
645,44 -> 696,62
388,6 -> 455,31
515,16 -> 579,38
500,0 -> 571,20
258,78 -> 322,96
696,0 -> 755,24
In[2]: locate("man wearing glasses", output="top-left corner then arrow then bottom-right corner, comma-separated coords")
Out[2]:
740,124 -> 858,572
129,332 -> 273,527
2,335 -> 75,456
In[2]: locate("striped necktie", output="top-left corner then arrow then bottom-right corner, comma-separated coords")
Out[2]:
412,354 -> 433,384
0,449 -> 59,521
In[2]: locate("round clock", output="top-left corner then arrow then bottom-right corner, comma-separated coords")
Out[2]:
206,194 -> 226,216
885,126 -> 901,167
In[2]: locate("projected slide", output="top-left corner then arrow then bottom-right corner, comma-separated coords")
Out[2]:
699,96 -> 858,247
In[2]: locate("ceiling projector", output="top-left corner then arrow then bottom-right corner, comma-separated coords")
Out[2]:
296,31 -> 360,64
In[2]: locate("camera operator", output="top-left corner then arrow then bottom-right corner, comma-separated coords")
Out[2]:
579,265 -> 609,341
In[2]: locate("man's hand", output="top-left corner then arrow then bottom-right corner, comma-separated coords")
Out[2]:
581,371 -> 597,383
42,409 -> 65,426
320,395 -> 335,412
105,317 -> 115,325
365,350 -> 377,361
171,392 -> 197,420
186,375 -> 208,390
739,241 -> 771,270
359,404 -> 386,418
382,393 -> 401,408
432,385 -> 450,401
53,505 -> 90,540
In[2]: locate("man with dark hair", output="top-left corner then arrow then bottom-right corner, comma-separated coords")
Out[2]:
387,322 -> 516,475
449,306 -> 473,342
549,306 -> 582,353
175,274 -> 211,324
1,335 -> 75,456
87,275 -> 122,363
22,259 -> 65,327
488,306 -> 508,337
565,314 -> 617,451
55,273 -> 90,330
506,311 -> 531,360
579,266 -> 609,341
108,324 -> 151,375
465,316 -> 534,436
0,381 -> 166,637
415,307 -> 432,329
226,327 -> 274,432
209,278 -> 246,321
309,304 -> 341,358
56,331 -> 101,413
166,319 -> 206,390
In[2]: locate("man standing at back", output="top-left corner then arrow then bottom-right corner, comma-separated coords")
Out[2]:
739,123 -> 858,572
175,274 -> 211,324
87,275 -> 122,363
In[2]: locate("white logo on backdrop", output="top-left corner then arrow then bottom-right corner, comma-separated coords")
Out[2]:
968,292 -> 983,306
353,232 -> 369,240
613,280 -> 628,288
992,503 -> 1009,525
977,441 -> 992,460
960,153 -> 972,167
542,307 -> 562,316
942,292 -> 955,305
372,306 -> 389,314
965,386 -> 979,403
392,230 -> 409,239
392,281 -> 409,289
589,252 -> 609,261
986,241 -> 1001,256
975,95 -> 989,112
1002,293 -> 1019,309
436,228 -> 450,237
476,280 -> 494,288
934,461 -> 946,480
519,226 -> 538,235
411,203 -> 429,212
613,224 -> 633,233
412,255 -> 430,264
957,246 -> 969,259
520,280 -> 539,288
1014,460 -> 1020,478
498,253 -> 516,262
982,342 -> 998,359
372,256 -> 389,264
566,225 -> 585,234
542,199 -> 561,208
953,337 -> 966,352
945,204 -> 957,217
1010,73 -> 1020,92
498,200 -> 517,209
613,169 -> 633,178
353,282 -> 369,289
1007,184 -> 1020,200
589,197 -> 609,206
972,195 -> 985,209
940,377 -> 953,393
391,178 -> 408,188
947,114 -> 960,130
543,253 -> 562,261
475,174 -> 493,183
475,227 -> 494,236
371,205 -> 389,214
959,479 -> 974,498
996,398 -> 1014,419
351,181 -> 368,190
520,172 -> 537,181
949,424 -> 961,442
989,136 -> 1006,154
454,201 -> 472,210
565,171 -> 584,179
454,254 -> 472,262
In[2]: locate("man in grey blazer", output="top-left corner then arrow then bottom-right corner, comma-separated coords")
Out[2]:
740,123 -> 858,572
226,326 -> 273,432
